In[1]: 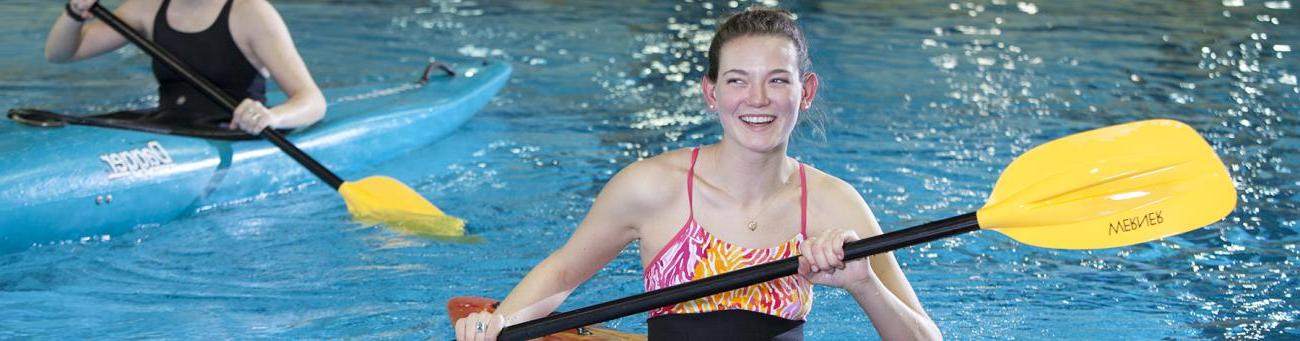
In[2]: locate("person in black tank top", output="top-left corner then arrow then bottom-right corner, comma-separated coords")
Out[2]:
150,0 -> 266,126
46,0 -> 324,134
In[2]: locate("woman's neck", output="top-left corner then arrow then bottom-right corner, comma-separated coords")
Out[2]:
706,141 -> 796,204
168,0 -> 224,12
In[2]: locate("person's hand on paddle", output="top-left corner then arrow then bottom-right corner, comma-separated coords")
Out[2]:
798,228 -> 875,290
230,99 -> 275,134
455,311 -> 507,341
65,0 -> 97,22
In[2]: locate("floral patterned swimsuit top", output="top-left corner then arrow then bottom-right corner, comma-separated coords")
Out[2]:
643,147 -> 813,320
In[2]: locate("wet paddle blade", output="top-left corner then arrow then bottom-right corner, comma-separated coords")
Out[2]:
977,119 -> 1236,249
339,176 -> 465,237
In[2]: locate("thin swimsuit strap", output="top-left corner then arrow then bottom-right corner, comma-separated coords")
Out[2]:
799,158 -> 807,237
686,147 -> 808,238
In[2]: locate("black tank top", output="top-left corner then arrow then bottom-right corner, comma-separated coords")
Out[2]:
647,310 -> 804,340
151,0 -> 266,126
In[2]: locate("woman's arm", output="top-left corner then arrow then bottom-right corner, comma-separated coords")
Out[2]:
455,160 -> 674,340
804,175 -> 942,340
231,0 -> 325,130
46,0 -> 151,63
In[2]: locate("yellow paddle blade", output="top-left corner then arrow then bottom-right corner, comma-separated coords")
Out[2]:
339,176 -> 466,237
976,119 -> 1236,249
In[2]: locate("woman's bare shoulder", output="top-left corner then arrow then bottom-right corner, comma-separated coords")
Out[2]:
799,163 -> 859,198
232,0 -> 274,12
229,0 -> 286,29
116,0 -> 164,24
602,148 -> 694,209
800,163 -> 883,234
119,0 -> 163,10
627,147 -> 694,175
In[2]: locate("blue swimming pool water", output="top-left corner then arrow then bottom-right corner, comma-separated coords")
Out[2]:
2,0 -> 1297,339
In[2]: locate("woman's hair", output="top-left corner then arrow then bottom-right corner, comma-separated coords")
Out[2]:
705,7 -> 811,82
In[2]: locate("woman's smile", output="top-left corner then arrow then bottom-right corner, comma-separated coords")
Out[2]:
738,113 -> 777,126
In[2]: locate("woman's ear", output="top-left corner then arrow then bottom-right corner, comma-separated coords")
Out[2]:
800,72 -> 819,111
701,75 -> 718,111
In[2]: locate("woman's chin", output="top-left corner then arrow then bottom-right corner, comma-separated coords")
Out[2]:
728,136 -> 786,154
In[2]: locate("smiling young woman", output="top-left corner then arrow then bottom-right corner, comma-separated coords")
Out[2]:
454,7 -> 941,341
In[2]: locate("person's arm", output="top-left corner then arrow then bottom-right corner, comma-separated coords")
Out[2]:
46,0 -> 150,63
492,175 -> 643,322
229,0 -> 324,133
455,160 -> 673,340
801,175 -> 942,341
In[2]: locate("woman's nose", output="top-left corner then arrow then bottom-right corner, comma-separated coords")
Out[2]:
745,85 -> 770,107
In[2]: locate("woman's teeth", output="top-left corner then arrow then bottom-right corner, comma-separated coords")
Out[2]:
739,115 -> 775,124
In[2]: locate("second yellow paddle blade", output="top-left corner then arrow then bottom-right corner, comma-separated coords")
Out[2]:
339,176 -> 465,237
977,119 -> 1236,249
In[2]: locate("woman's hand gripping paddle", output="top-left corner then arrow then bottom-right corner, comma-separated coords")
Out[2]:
495,119 -> 1237,340
89,4 -> 464,236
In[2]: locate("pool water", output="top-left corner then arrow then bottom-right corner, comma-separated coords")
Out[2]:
2,0 -> 1297,339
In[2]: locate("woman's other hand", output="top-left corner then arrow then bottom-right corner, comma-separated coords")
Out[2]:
454,311 -> 507,341
230,98 -> 275,134
66,0 -> 97,20
798,228 -> 875,291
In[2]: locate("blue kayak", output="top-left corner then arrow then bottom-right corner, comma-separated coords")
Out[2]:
0,59 -> 510,253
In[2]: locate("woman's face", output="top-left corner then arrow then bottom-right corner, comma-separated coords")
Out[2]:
703,34 -> 817,154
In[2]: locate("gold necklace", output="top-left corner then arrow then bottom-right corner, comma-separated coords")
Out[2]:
743,180 -> 795,232
745,198 -> 776,231
706,149 -> 798,232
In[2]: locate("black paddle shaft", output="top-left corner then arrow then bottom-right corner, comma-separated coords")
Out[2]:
89,4 -> 345,189
498,213 -> 981,340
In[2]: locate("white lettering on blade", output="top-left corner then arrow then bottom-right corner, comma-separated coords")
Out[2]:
99,141 -> 175,179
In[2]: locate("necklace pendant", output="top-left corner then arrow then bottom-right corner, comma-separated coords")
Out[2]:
747,220 -> 758,231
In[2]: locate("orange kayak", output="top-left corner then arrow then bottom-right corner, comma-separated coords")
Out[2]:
447,296 -> 645,340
